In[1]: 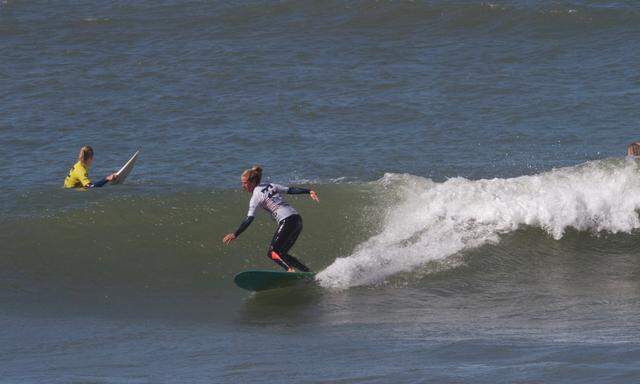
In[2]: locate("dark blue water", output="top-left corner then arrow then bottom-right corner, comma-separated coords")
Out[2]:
2,1 -> 640,382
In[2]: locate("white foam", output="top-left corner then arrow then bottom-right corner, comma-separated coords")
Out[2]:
317,158 -> 640,289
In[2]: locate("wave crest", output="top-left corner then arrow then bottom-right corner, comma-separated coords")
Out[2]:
318,158 -> 640,288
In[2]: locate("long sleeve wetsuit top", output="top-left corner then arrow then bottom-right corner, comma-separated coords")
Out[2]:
234,183 -> 310,237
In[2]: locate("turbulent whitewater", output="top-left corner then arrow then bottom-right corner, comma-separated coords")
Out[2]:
4,0 -> 640,382
319,158 -> 640,288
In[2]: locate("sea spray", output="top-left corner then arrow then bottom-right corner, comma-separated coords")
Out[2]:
318,158 -> 640,288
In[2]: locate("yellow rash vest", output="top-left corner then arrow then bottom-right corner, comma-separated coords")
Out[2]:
63,161 -> 91,188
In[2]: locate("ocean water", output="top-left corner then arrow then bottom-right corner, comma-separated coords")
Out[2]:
2,1 -> 640,382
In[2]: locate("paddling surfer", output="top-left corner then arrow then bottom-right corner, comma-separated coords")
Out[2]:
63,146 -> 118,189
223,166 -> 319,272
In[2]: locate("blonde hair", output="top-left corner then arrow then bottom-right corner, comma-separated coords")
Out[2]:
628,142 -> 640,156
78,145 -> 94,164
242,165 -> 263,186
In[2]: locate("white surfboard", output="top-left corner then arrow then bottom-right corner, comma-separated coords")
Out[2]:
111,150 -> 139,185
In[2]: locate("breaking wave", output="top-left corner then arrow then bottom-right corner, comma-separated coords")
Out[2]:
318,158 -> 640,288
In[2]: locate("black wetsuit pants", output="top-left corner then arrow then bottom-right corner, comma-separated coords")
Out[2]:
268,214 -> 310,272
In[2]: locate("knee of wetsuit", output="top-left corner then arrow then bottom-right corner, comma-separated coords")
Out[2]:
268,250 -> 283,262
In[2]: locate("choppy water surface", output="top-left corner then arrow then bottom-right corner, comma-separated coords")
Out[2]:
2,1 -> 640,382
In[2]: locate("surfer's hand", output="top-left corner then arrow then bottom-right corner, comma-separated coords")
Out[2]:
106,173 -> 118,182
310,190 -> 319,202
223,233 -> 236,245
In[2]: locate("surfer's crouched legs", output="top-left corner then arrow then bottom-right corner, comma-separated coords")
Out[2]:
267,214 -> 311,272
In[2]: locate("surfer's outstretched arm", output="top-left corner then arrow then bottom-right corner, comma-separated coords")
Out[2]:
87,173 -> 117,188
286,187 -> 310,194
223,216 -> 254,244
234,216 -> 254,237
287,187 -> 319,202
90,177 -> 109,188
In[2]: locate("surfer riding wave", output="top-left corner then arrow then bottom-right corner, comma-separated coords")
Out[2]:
223,166 -> 320,272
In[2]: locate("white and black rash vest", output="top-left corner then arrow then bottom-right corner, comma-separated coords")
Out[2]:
233,183 -> 311,237
247,183 -> 298,222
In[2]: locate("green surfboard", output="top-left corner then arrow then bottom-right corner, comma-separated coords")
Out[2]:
234,270 -> 316,292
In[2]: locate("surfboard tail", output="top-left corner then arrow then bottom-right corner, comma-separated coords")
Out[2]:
234,270 -> 316,292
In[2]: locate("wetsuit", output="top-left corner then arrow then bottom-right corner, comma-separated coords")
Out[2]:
63,161 -> 108,189
234,183 -> 311,272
